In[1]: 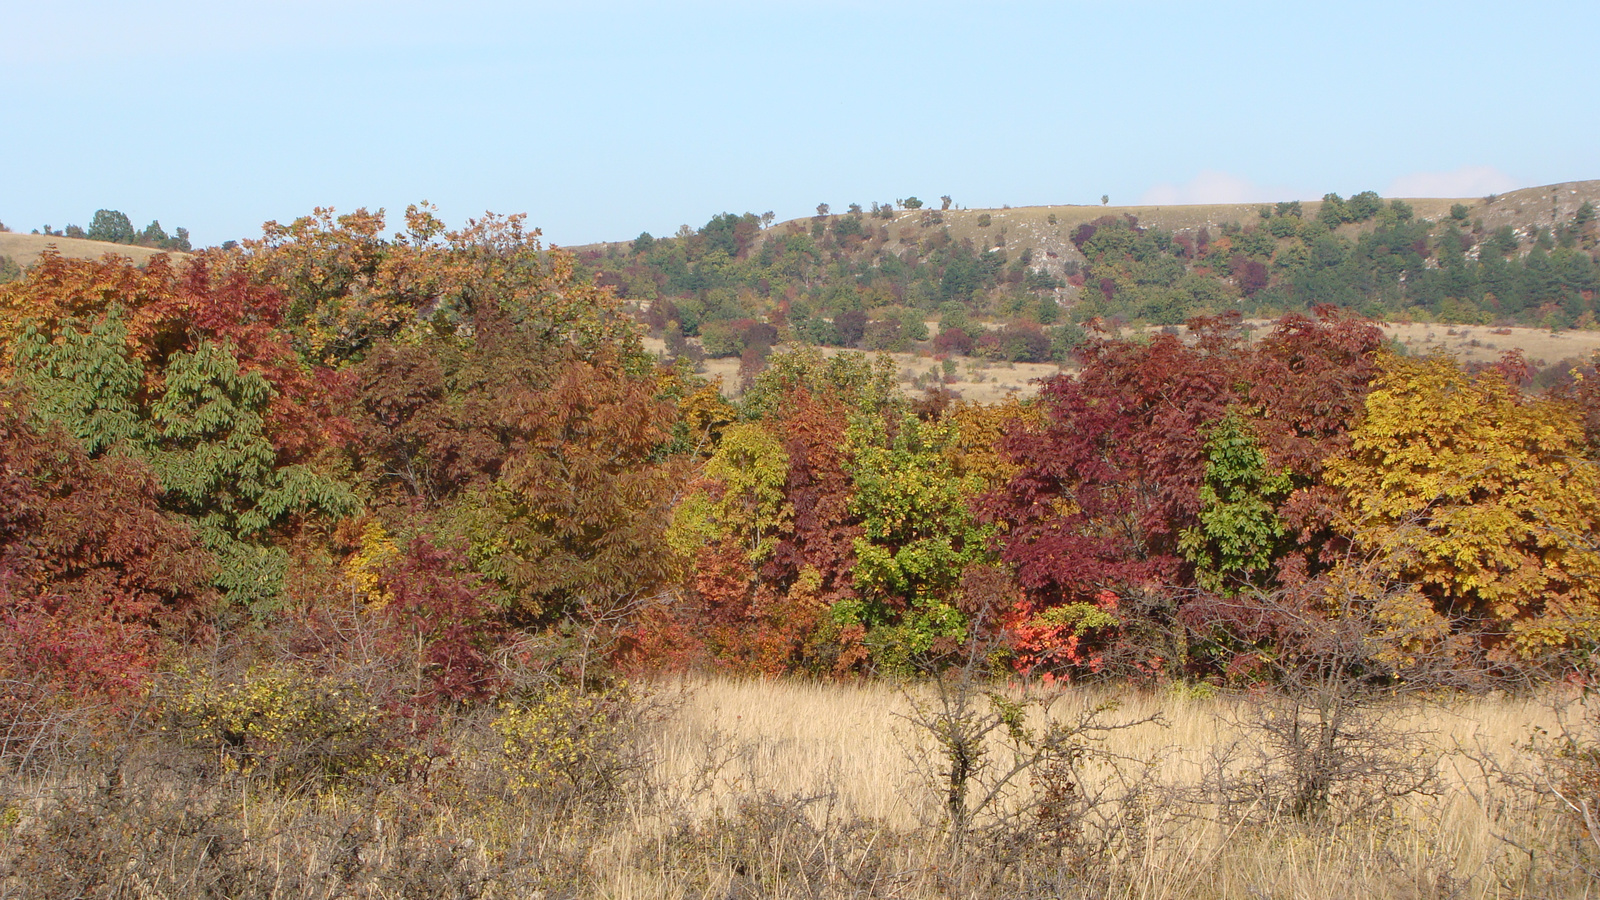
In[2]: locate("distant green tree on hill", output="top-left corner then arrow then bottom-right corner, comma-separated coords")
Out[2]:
1346,191 -> 1383,222
1318,193 -> 1348,226
47,209 -> 193,250
139,220 -> 170,247
87,209 -> 136,244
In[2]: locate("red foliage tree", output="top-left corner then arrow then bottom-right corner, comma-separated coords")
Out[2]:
1244,308 -> 1387,562
0,386 -> 213,701
764,388 -> 861,607
1230,255 -> 1270,297
933,326 -> 975,356
376,535 -> 503,705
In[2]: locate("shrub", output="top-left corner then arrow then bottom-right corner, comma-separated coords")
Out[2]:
376,534 -> 504,706
998,321 -> 1051,362
899,646 -> 1165,882
862,319 -> 905,351
1183,570 -> 1454,821
167,663 -> 406,786
493,681 -> 640,809
833,310 -> 867,347
934,325 -> 974,356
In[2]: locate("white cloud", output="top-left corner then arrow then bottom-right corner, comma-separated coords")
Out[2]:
1138,170 -> 1295,206
1386,165 -> 1521,199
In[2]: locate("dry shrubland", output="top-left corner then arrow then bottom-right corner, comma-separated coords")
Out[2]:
4,674 -> 1599,899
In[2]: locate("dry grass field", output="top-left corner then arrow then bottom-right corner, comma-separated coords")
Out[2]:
0,231 -> 182,268
647,315 -> 1600,406
642,336 -> 1065,402
1376,321 -> 1600,369
605,677 -> 1593,899
5,675 -> 1597,899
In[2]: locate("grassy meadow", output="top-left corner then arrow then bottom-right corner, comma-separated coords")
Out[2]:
4,674 -> 1597,899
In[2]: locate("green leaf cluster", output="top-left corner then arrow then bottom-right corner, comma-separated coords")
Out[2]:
1179,407 -> 1291,594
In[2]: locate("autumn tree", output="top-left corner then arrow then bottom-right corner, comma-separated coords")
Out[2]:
1,253 -> 357,610
841,411 -> 996,672
0,385 -> 213,700
467,352 -> 685,638
232,204 -> 642,371
980,312 -> 1386,677
666,420 -> 800,672
1327,355 -> 1600,657
1243,308 -> 1387,569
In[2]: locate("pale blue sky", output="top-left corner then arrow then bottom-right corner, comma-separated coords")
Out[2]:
5,1 -> 1596,247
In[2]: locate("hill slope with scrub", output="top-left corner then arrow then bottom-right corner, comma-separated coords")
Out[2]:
574,182 -> 1600,387
3,195 -> 1600,894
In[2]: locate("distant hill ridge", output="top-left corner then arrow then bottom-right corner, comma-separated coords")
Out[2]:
578,180 -> 1600,274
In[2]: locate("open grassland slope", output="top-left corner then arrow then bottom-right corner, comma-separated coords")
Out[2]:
0,231 -> 184,268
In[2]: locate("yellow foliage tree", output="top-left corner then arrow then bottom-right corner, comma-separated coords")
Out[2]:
1327,356 -> 1600,655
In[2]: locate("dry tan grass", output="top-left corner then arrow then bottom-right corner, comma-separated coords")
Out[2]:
652,316 -> 1600,409
3,677 -> 1592,898
1376,320 -> 1600,368
589,677 -> 1591,899
1125,317 -> 1600,373
0,231 -> 183,268
641,337 -> 1064,402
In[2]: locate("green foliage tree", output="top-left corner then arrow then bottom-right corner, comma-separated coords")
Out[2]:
14,320 -> 357,610
139,220 -> 170,247
679,422 -> 792,564
148,341 -> 358,608
1318,193 -> 1349,227
1179,408 -> 1292,595
841,412 -> 995,671
1346,191 -> 1383,222
86,209 -> 136,244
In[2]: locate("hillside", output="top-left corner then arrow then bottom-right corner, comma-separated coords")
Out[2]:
787,195 -> 1473,283
685,182 -> 1600,286
6,197 -> 1600,899
572,179 -> 1600,394
583,181 -> 1600,275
